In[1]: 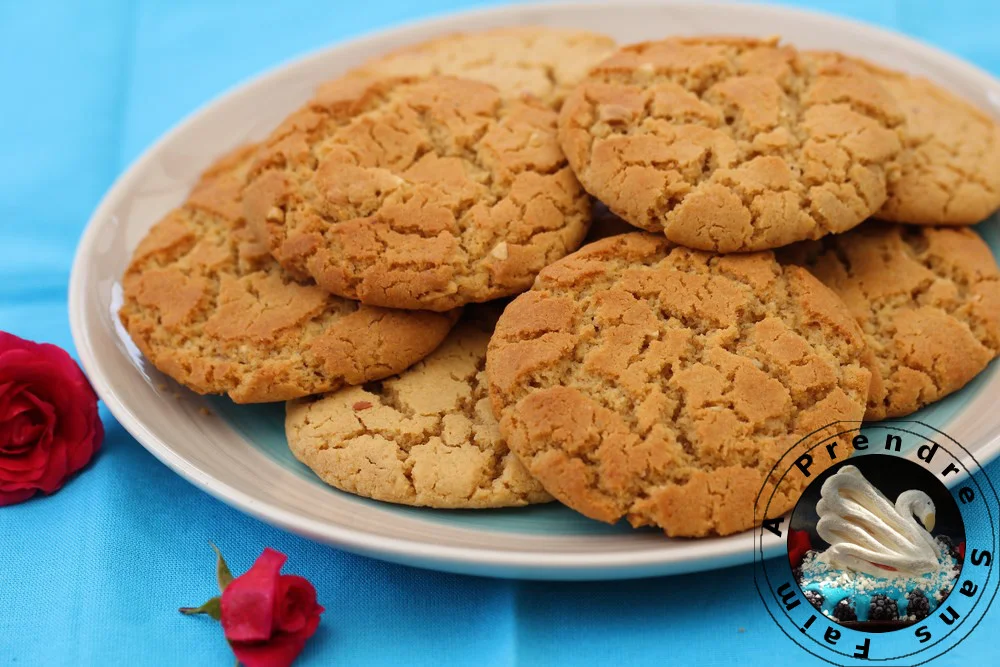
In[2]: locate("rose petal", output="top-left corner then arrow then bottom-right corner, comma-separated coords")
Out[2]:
221,548 -> 287,642
0,486 -> 36,506
1,345 -> 96,436
0,335 -> 93,391
274,575 -> 320,635
0,429 -> 51,480
289,605 -> 322,645
0,382 -> 20,433
0,386 -> 52,425
0,391 -> 55,474
36,431 -> 69,494
0,411 -> 45,451
0,349 -> 74,389
67,411 -> 103,473
229,633 -> 308,667
1,388 -> 38,419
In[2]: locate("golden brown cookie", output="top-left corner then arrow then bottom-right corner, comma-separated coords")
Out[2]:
349,26 -> 616,109
809,52 -> 1000,225
286,310 -> 550,508
119,145 -> 457,404
558,36 -> 904,252
781,224 -> 1000,420
245,76 -> 591,311
486,233 -> 871,537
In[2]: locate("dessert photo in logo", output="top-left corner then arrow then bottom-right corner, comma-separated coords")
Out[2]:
787,455 -> 965,633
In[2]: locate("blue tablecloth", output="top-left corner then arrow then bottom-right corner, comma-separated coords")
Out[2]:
1,1 -> 998,664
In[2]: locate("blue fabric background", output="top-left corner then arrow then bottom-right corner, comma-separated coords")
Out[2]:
1,1 -> 998,664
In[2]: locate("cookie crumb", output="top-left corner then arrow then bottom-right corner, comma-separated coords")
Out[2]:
198,407 -> 212,417
491,242 -> 509,260
738,627 -> 746,634
265,206 -> 284,222
597,104 -> 632,123
352,401 -> 373,411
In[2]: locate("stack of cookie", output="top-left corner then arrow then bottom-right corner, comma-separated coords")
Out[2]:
120,29 -> 1000,538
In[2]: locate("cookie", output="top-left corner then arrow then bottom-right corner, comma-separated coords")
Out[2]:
286,310 -> 550,508
781,224 -> 1000,420
486,233 -> 871,537
244,75 -> 591,311
558,36 -> 903,253
809,52 -> 1000,225
119,145 -> 457,404
348,26 -> 616,109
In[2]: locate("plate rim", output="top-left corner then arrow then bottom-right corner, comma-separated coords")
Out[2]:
69,0 -> 1000,579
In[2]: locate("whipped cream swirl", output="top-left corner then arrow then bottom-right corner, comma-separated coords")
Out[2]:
815,465 -> 940,577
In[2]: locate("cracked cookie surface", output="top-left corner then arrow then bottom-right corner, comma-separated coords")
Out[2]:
245,75 -> 591,311
558,37 -> 903,253
119,145 -> 457,403
286,309 -> 551,508
809,52 -> 1000,225
486,232 -> 870,536
781,224 -> 1000,420
348,26 -> 616,109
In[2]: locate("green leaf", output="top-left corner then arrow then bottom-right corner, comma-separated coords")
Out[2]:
179,596 -> 222,621
210,542 -> 235,592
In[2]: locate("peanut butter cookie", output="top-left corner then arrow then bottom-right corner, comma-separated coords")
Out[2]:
119,145 -> 457,403
245,76 -> 591,311
558,37 -> 903,252
486,233 -> 871,537
286,309 -> 550,508
809,52 -> 1000,225
781,224 -> 1000,420
349,26 -> 616,109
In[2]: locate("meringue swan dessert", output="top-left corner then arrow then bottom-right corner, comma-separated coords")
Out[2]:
795,465 -> 962,625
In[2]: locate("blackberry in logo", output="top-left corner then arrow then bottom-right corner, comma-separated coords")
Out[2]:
869,594 -> 899,622
832,598 -> 857,622
906,589 -> 931,621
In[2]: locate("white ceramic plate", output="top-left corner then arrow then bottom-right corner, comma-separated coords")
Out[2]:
70,1 -> 1000,580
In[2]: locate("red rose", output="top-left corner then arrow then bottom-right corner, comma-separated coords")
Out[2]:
788,528 -> 812,569
222,548 -> 324,667
0,332 -> 103,506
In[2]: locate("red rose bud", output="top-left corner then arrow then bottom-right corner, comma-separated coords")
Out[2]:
787,528 -> 812,569
0,332 -> 103,506
222,548 -> 286,642
183,546 -> 324,667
